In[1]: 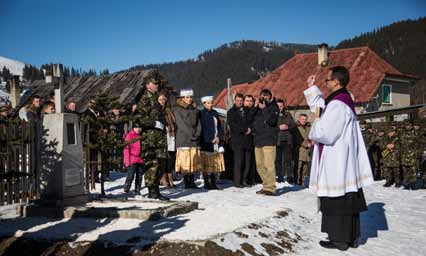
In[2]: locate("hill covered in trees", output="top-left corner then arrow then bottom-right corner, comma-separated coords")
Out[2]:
129,41 -> 317,97
336,17 -> 426,78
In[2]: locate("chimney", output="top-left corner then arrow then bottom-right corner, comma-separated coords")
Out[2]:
318,43 -> 329,66
45,69 -> 53,84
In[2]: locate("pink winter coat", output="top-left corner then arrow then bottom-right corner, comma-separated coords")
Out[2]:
123,130 -> 144,167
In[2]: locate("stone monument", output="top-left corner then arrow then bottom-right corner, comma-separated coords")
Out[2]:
21,64 -> 88,217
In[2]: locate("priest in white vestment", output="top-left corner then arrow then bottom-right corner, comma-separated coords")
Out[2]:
304,66 -> 374,251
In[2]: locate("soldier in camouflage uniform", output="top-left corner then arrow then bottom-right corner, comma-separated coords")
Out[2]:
360,120 -> 376,178
413,120 -> 425,182
381,127 -> 401,187
134,71 -> 169,201
374,127 -> 386,180
107,102 -> 128,173
400,121 -> 419,189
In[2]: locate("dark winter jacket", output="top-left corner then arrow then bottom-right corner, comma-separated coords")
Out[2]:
277,110 -> 297,145
173,99 -> 201,148
200,108 -> 223,152
252,101 -> 279,147
227,105 -> 256,150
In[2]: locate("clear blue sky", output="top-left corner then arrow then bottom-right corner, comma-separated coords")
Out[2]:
1,0 -> 425,72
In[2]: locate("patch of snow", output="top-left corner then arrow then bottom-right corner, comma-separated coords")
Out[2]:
0,172 -> 425,256
0,56 -> 26,77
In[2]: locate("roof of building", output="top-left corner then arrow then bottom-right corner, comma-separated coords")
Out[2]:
214,46 -> 416,109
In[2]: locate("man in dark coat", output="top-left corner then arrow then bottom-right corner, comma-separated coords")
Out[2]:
275,99 -> 297,183
227,93 -> 252,187
252,89 -> 279,196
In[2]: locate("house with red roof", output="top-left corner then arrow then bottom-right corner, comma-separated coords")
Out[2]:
214,44 -> 417,120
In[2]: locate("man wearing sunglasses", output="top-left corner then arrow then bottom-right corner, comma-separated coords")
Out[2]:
304,66 -> 374,251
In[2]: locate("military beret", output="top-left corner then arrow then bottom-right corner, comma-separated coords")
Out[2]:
0,103 -> 11,112
132,120 -> 142,128
110,102 -> 122,110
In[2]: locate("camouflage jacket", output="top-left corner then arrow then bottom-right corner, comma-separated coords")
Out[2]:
135,90 -> 167,159
381,134 -> 400,168
400,128 -> 419,166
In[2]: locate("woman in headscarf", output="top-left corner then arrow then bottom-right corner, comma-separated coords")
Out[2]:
173,89 -> 201,189
199,96 -> 225,190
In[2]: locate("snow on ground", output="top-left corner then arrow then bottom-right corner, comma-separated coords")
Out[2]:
1,172 -> 426,255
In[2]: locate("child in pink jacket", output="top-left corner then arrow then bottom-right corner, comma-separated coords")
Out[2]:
123,122 -> 144,194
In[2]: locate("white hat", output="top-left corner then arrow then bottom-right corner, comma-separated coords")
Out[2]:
201,96 -> 214,103
180,89 -> 194,97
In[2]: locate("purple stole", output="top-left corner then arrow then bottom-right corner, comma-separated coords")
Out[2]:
318,90 -> 356,161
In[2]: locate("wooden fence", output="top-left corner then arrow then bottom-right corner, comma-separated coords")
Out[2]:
0,119 -> 39,205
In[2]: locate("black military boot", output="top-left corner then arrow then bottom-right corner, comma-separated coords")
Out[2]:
203,174 -> 212,190
184,175 -> 191,189
147,187 -> 156,199
383,180 -> 393,187
210,174 -> 220,190
188,174 -> 200,189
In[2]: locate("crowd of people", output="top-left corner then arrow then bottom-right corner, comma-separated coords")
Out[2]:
1,70 -> 425,204
360,119 -> 425,189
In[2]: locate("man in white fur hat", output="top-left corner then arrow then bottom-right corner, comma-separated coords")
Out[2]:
304,66 -> 373,251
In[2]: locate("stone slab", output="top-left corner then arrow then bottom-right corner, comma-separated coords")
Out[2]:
19,199 -> 198,221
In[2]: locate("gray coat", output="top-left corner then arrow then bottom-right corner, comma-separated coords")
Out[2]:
173,99 -> 201,148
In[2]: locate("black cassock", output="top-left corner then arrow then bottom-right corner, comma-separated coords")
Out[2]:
320,188 -> 367,243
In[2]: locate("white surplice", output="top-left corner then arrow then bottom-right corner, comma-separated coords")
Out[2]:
304,86 -> 374,197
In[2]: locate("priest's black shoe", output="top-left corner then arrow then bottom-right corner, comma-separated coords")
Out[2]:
319,240 -> 349,251
349,240 -> 358,248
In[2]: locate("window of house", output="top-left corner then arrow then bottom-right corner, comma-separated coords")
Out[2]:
382,84 -> 392,104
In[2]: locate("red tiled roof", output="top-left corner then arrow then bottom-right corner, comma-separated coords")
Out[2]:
214,46 -> 413,109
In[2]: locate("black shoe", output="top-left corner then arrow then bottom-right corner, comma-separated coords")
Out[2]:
319,240 -> 348,251
147,187 -> 170,201
203,175 -> 212,190
383,181 -> 393,187
147,187 -> 156,199
349,240 -> 358,248
395,182 -> 403,188
134,190 -> 141,195
188,175 -> 200,189
287,177 -> 294,184
210,174 -> 220,190
124,188 -> 130,193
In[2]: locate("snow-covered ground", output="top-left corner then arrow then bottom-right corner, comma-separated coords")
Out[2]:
1,172 -> 425,255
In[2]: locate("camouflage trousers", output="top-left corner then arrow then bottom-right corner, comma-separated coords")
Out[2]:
143,157 -> 166,187
382,167 -> 401,184
402,165 -> 417,184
